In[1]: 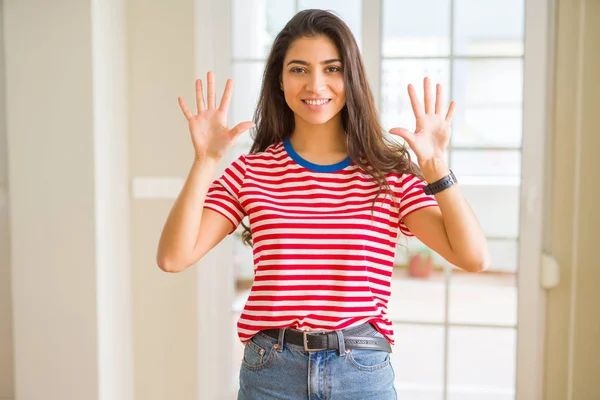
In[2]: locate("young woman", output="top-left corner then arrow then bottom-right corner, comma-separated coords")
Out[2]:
157,9 -> 489,400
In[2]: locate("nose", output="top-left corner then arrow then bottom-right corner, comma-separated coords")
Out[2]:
305,71 -> 327,94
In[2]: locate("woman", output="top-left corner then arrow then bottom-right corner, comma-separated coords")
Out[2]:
157,9 -> 489,400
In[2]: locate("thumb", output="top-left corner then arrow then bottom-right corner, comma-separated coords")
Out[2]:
230,121 -> 255,140
388,127 -> 414,146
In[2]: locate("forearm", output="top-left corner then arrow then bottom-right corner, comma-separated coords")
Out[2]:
420,159 -> 490,271
156,156 -> 221,271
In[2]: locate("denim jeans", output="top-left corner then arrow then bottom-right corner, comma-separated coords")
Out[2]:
237,323 -> 397,399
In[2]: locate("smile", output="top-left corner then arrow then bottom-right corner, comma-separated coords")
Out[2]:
302,99 -> 332,108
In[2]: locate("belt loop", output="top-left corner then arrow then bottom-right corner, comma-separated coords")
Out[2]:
334,329 -> 346,357
277,327 -> 287,352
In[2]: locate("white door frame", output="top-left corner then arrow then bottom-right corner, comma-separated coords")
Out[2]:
517,0 -> 555,398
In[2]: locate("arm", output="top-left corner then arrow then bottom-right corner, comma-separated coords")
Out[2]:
390,77 -> 490,272
404,159 -> 489,272
156,156 -> 221,272
157,72 -> 254,272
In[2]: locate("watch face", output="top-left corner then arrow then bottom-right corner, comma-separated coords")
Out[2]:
450,171 -> 457,183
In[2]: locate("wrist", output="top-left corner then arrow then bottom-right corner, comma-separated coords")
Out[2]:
419,158 -> 450,183
194,155 -> 221,167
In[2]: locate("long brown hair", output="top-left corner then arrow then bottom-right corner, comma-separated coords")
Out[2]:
239,9 -> 422,247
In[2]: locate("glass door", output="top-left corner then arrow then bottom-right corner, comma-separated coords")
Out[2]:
226,1 -> 546,398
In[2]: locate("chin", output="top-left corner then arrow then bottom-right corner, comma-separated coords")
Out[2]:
298,113 -> 339,125
292,103 -> 345,126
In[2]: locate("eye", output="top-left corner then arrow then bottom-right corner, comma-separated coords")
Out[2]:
290,67 -> 306,74
326,66 -> 342,73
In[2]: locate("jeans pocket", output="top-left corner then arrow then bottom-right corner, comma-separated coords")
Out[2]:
346,329 -> 391,371
346,348 -> 391,371
241,336 -> 277,371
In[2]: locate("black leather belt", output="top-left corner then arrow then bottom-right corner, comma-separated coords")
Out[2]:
261,323 -> 392,353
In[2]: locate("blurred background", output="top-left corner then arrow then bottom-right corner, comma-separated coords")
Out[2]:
0,0 -> 598,399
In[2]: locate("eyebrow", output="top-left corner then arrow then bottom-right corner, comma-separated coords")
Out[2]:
286,58 -> 342,66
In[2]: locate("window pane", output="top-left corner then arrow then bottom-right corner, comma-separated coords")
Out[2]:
454,0 -> 525,56
487,239 -> 519,273
232,0 -> 295,59
453,107 -> 523,148
381,59 -> 450,135
460,183 -> 520,238
382,0 -> 450,57
299,0 -> 363,48
451,150 -> 521,177
451,59 -> 523,148
231,62 -> 265,148
447,327 -> 516,400
449,272 -> 517,326
390,248 -> 446,323
392,324 -> 445,400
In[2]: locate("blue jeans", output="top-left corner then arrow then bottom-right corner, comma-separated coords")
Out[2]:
237,324 -> 397,399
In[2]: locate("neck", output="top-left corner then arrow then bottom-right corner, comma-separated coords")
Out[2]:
289,114 -> 347,155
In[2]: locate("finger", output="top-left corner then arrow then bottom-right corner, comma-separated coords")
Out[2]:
435,83 -> 443,115
196,79 -> 205,114
445,101 -> 456,122
407,84 -> 423,118
219,78 -> 233,112
423,77 -> 433,114
178,96 -> 193,120
388,127 -> 415,147
207,71 -> 216,109
229,121 -> 256,140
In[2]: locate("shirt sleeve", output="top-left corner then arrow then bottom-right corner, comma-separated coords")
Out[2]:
203,154 -> 247,235
397,173 -> 438,237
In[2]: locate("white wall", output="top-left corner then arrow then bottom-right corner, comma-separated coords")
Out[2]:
4,0 -> 133,399
5,1 -> 100,397
126,0 -> 199,398
3,0 -> 237,398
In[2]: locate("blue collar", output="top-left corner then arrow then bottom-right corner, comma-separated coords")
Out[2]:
283,137 -> 352,173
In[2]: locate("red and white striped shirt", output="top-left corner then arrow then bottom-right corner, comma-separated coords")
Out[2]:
203,139 -> 438,345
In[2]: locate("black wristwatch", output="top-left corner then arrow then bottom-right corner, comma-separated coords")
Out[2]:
423,170 -> 458,195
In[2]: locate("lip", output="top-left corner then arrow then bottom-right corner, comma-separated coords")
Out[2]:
302,98 -> 332,111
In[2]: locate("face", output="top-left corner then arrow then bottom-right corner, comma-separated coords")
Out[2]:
281,36 -> 346,126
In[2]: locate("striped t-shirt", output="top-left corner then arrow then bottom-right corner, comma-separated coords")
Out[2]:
203,138 -> 438,345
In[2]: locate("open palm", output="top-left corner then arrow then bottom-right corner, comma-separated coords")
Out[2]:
389,77 -> 455,163
178,71 -> 254,160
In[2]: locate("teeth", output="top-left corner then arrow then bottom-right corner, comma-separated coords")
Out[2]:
304,99 -> 330,105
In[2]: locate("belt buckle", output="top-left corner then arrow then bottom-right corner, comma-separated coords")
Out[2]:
303,331 -> 327,352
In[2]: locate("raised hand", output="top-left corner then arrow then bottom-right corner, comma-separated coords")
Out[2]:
178,71 -> 255,161
388,77 -> 455,165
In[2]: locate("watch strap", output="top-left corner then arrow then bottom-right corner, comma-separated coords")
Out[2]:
423,170 -> 457,195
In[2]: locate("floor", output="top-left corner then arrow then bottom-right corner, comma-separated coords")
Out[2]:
230,269 -> 517,399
